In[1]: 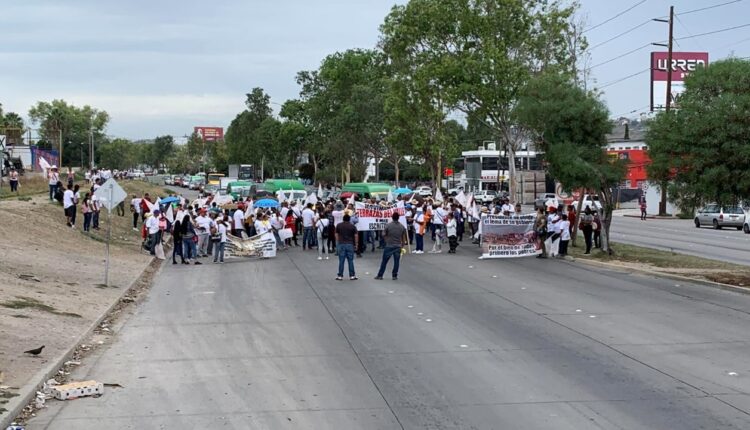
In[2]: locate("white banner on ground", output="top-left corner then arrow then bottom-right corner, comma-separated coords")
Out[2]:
258,232 -> 276,257
354,202 -> 407,231
479,214 -> 541,259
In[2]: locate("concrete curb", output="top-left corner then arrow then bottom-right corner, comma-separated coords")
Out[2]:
572,257 -> 750,295
0,257 -> 163,429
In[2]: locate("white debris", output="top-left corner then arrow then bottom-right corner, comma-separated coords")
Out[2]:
417,312 -> 424,316
589,315 -> 597,318
728,372 -> 738,376
575,309 -> 582,313
425,319 -> 433,322
407,305 -> 414,309
459,344 -> 468,348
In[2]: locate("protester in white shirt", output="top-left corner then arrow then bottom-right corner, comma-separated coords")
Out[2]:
213,220 -> 228,263
145,211 -> 161,256
63,185 -> 75,227
131,194 -> 141,231
195,211 -> 212,257
232,208 -> 246,238
315,209 -> 330,260
301,204 -> 316,250
558,214 -> 571,257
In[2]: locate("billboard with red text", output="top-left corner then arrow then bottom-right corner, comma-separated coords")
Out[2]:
650,52 -> 708,111
194,126 -> 224,141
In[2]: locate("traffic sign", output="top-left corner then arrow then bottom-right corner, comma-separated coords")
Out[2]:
444,168 -> 454,177
94,178 -> 126,212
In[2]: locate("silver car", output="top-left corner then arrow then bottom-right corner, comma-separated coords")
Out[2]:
694,204 -> 745,230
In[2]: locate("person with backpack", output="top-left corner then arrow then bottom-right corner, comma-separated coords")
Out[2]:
315,208 -> 330,261
212,219 -> 228,264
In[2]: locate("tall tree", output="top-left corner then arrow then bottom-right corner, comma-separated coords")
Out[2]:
97,138 -> 138,171
225,88 -> 275,171
151,135 -> 175,171
516,72 -> 623,254
646,59 -> 750,210
28,100 -> 109,167
380,0 -> 583,198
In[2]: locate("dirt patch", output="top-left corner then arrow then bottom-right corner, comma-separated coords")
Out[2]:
0,179 -> 166,424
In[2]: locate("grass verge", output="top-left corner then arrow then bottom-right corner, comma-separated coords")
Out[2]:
569,240 -> 750,287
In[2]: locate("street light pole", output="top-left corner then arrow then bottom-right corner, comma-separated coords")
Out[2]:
653,5 -> 674,216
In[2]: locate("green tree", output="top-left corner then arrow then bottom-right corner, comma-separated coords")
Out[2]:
150,135 -> 175,171
380,0 -> 583,198
225,88 -> 274,167
28,100 -> 109,167
646,59 -> 750,211
516,73 -> 623,253
97,138 -> 138,171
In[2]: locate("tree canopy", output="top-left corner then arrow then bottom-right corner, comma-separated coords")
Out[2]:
646,59 -> 750,209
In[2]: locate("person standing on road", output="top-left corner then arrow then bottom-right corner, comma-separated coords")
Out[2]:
593,210 -> 602,249
195,209 -> 211,257
285,209 -> 298,247
48,165 -> 60,201
640,198 -> 647,220
172,218 -> 186,264
9,167 -> 19,194
375,212 -> 408,280
558,214 -> 571,257
335,213 -> 358,281
430,204 -> 446,253
302,203 -> 316,250
446,212 -> 458,254
315,208 -> 330,261
232,206 -> 245,238
535,207 -> 548,258
213,219 -> 227,264
63,184 -> 75,228
580,207 -> 595,254
145,210 -> 160,255
414,206 -> 427,254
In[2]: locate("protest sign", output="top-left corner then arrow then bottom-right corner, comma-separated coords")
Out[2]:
354,202 -> 407,231
479,214 -> 540,259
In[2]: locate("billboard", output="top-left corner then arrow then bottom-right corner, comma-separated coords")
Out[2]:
194,126 -> 224,141
650,52 -> 708,111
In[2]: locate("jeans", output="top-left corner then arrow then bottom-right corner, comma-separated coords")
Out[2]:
336,244 -> 355,277
198,233 -> 209,256
10,180 -> 18,192
70,205 -> 77,226
173,239 -> 185,263
559,239 -> 569,256
302,227 -> 315,249
317,231 -> 328,257
133,212 -> 139,229
448,235 -> 458,252
213,242 -> 225,262
182,238 -> 196,260
582,226 -> 593,253
83,212 -> 92,231
376,246 -> 402,278
93,211 -> 100,229
415,233 -> 424,251
148,233 -> 159,255
49,183 -> 56,200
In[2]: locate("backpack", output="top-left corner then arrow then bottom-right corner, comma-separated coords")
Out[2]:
54,188 -> 64,202
318,220 -> 329,239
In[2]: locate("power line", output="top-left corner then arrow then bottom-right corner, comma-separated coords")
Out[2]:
674,14 -> 705,51
599,68 -> 650,89
612,105 -> 651,118
584,0 -> 648,34
590,43 -> 653,69
675,23 -> 750,41
676,0 -> 743,16
590,19 -> 653,50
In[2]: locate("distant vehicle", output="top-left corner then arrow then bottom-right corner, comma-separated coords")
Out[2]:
128,170 -> 145,179
226,180 -> 255,201
163,175 -> 172,185
203,184 -> 219,196
475,189 -> 498,204
535,193 -> 559,211
341,183 -> 393,200
188,176 -> 205,190
181,175 -> 191,187
448,186 -> 464,196
228,164 -> 254,181
277,190 -> 308,201
415,186 -> 432,197
574,194 -> 602,211
143,168 -> 155,176
696,204 -> 745,230
207,173 -> 225,185
264,179 -> 305,194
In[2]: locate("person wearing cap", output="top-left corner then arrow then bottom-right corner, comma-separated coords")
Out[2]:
195,209 -> 212,257
48,165 -> 59,201
145,210 -> 161,255
9,167 -> 19,194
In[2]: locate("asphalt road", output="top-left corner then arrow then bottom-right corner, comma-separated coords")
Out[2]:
609,215 -> 750,266
30,240 -> 750,429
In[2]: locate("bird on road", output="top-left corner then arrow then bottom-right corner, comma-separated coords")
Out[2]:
23,345 -> 45,356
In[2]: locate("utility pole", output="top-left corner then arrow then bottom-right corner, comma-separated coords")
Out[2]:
653,6 -> 674,216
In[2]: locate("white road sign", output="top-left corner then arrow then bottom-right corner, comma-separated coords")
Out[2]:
94,178 -> 127,212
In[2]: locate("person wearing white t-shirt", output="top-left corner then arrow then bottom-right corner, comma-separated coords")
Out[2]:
315,209 -> 330,260
63,185 -> 75,227
558,214 -> 571,257
430,205 -> 448,253
301,204 -> 316,250
213,220 -> 228,263
195,211 -> 212,257
232,208 -> 246,238
130,194 -> 142,230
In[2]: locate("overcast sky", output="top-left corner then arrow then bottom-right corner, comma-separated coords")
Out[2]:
1,0 -> 748,139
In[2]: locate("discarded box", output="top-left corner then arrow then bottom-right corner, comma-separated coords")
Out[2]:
51,380 -> 104,400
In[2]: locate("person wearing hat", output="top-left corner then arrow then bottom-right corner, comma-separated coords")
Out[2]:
9,167 -> 19,194
130,194 -> 142,231
146,209 -> 161,255
48,165 -> 59,201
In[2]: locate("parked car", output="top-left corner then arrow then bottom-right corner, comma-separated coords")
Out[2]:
534,193 -> 559,211
574,194 -> 602,211
127,170 -> 145,179
181,175 -> 191,188
475,189 -> 498,204
448,186 -> 464,196
695,204 -> 745,230
416,186 -> 432,197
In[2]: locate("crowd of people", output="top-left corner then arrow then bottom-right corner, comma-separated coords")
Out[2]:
534,204 -> 603,259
